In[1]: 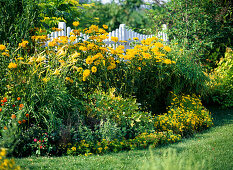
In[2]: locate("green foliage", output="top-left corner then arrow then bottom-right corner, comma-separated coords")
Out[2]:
66,131 -> 181,156
0,0 -> 40,46
149,0 -> 233,69
86,88 -> 154,139
37,0 -> 81,27
205,48 -> 233,107
80,1 -> 153,33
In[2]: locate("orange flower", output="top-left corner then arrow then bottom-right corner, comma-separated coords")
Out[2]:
11,114 -> 16,119
1,100 -> 3,103
25,113 -> 29,118
4,126 -> 7,130
18,120 -> 22,124
22,119 -> 26,123
17,97 -> 21,101
19,104 -> 24,108
3,97 -> 7,102
1,103 -> 4,106
0,108 -> 2,112
19,108 -> 22,110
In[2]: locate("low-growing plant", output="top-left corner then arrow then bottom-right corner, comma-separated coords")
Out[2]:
154,93 -> 213,136
0,148 -> 20,170
86,88 -> 154,139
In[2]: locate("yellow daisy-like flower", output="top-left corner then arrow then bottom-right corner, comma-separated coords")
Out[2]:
86,57 -> 93,65
2,52 -> 9,56
83,69 -> 91,77
0,44 -> 6,51
164,46 -> 171,52
91,66 -> 97,73
72,21 -> 79,27
103,25 -> 108,29
69,36 -> 77,42
111,37 -> 118,42
8,62 -> 17,69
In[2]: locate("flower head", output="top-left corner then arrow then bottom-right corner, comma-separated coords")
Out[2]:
8,62 -> 17,69
0,44 -> 6,51
73,21 -> 79,27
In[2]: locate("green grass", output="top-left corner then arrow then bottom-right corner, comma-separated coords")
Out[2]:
15,107 -> 233,170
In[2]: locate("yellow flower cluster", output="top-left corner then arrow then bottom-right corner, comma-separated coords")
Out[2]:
0,44 -> 6,51
0,148 -> 20,170
72,21 -> 79,27
18,40 -> 29,48
8,63 -> 17,69
154,93 -> 213,135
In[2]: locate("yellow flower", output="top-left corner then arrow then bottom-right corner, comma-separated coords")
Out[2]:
154,42 -> 164,48
8,62 -> 17,69
48,41 -> 56,47
2,52 -> 9,56
0,44 -> 6,51
103,25 -> 108,30
164,46 -> 171,52
133,37 -> 139,41
42,77 -> 49,83
79,46 -> 87,52
138,67 -> 141,71
71,147 -> 76,151
86,57 -> 93,65
19,40 -> 29,48
91,66 -> 97,73
0,148 -> 6,156
52,69 -> 60,75
17,57 -> 24,60
83,69 -> 91,77
77,67 -> 83,72
73,21 -> 79,27
111,37 -> 118,42
69,36 -> 77,42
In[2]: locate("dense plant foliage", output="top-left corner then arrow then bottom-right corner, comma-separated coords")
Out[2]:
80,1 -> 153,33
148,0 -> 233,69
205,48 -> 233,108
0,0 -> 40,46
0,21 -> 213,157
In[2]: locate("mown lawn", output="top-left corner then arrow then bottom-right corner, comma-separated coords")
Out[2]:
16,107 -> 233,170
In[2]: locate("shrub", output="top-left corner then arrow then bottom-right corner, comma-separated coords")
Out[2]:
154,93 -> 213,136
205,48 -> 233,108
85,88 -> 154,139
149,0 -> 233,70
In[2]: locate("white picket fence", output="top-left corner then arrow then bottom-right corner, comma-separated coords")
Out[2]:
46,22 -> 168,50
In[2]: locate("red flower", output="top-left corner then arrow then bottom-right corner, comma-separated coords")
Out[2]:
12,104 -> 16,107
25,113 -> 29,118
22,119 -> 26,123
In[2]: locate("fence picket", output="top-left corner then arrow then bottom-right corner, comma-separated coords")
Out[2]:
46,22 -> 168,50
